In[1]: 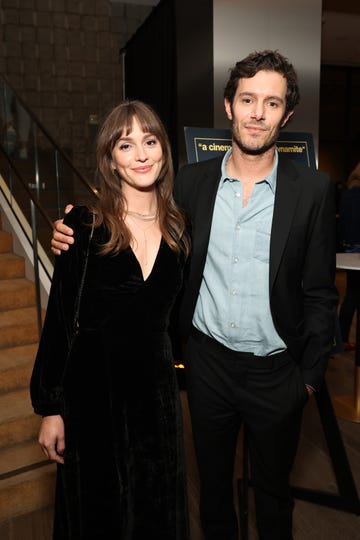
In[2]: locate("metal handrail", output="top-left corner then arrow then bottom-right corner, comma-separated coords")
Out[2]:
1,74 -> 98,200
0,146 -> 56,337
0,78 -> 98,337
0,147 -> 54,230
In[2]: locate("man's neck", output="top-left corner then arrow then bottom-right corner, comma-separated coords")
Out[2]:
226,144 -> 276,184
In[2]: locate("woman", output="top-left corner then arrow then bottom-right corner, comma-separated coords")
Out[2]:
30,101 -> 190,539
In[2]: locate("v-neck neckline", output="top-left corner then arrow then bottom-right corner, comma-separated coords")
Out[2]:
130,238 -> 163,282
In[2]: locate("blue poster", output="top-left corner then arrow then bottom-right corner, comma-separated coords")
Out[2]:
184,126 -> 316,169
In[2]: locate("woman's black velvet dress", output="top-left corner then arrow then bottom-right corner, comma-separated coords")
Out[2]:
30,207 -> 189,539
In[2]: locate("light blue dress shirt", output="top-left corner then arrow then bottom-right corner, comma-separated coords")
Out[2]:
193,149 -> 286,356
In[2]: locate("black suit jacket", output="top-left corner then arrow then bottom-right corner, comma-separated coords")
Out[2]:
174,155 -> 338,390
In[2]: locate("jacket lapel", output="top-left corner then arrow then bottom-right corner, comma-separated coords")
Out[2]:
192,159 -> 222,262
180,159 -> 222,330
270,158 -> 301,290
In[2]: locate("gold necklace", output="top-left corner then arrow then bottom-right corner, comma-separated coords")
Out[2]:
126,210 -> 158,221
126,214 -> 158,270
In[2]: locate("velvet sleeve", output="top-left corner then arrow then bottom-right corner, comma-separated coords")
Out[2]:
30,206 -> 93,416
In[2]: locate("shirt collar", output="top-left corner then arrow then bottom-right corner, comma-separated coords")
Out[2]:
220,148 -> 278,194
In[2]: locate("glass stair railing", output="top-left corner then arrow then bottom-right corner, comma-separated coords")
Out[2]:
0,76 -> 98,335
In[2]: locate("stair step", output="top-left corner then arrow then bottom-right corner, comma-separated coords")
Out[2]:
0,307 -> 39,349
0,389 -> 40,448
0,344 -> 38,393
0,230 -> 12,253
0,439 -> 45,477
0,252 -> 25,279
0,278 -> 36,311
0,215 -> 56,526
0,463 -> 56,521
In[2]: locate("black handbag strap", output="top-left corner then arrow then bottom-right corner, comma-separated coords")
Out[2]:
72,213 -> 95,334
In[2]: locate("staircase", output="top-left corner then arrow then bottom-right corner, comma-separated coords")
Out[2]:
0,214 -> 56,538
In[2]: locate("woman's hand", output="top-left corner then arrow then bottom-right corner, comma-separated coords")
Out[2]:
38,415 -> 65,464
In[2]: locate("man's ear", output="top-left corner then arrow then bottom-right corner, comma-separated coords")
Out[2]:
281,109 -> 294,128
224,98 -> 233,121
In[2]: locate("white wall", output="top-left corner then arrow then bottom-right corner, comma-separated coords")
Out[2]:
213,0 -> 323,157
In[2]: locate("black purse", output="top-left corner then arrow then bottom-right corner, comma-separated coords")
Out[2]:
69,213 -> 95,346
57,214 -> 95,408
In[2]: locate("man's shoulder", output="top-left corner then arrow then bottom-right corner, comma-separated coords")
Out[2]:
176,155 -> 223,179
278,156 -> 330,184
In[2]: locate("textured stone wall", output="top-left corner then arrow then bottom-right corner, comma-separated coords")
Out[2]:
0,0 -> 152,175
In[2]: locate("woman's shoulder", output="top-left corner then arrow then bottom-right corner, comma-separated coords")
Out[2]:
63,205 -> 93,229
61,206 -> 98,252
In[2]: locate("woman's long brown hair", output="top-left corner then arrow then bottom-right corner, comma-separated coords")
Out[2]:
92,100 -> 190,258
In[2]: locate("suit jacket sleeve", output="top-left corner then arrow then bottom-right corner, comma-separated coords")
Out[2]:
271,163 -> 338,390
298,174 -> 338,389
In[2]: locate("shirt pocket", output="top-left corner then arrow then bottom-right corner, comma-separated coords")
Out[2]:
253,224 -> 271,263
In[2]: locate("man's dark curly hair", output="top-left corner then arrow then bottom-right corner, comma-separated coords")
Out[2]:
224,50 -> 300,116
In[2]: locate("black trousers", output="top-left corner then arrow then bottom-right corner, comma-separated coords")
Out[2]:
185,327 -> 309,540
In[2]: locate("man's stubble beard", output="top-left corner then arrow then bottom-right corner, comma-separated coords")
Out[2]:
231,121 -> 281,156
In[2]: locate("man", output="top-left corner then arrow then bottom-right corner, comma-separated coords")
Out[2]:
52,51 -> 338,540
